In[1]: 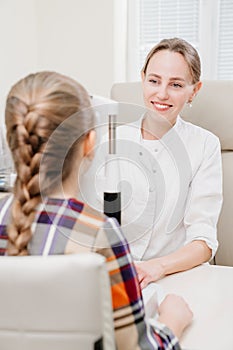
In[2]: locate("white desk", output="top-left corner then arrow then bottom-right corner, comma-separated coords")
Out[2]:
156,264 -> 233,350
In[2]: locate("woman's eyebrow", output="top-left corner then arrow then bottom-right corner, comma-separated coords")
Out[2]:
169,77 -> 186,82
147,73 -> 186,82
147,73 -> 161,78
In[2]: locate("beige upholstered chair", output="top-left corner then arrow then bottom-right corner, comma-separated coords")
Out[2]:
0,253 -> 115,350
111,80 -> 233,266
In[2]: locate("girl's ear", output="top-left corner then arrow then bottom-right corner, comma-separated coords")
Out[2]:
83,130 -> 96,159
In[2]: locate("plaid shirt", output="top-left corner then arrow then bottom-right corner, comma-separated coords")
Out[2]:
0,195 -> 180,350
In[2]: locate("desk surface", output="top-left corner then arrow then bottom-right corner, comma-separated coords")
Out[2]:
157,264 -> 233,350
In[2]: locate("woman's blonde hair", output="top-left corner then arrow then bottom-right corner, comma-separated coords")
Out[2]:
142,37 -> 201,84
5,71 -> 95,255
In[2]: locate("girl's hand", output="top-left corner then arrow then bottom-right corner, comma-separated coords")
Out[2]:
158,294 -> 193,339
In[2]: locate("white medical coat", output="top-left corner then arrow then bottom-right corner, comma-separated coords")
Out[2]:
79,116 -> 223,261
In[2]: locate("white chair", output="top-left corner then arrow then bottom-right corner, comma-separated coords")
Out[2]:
111,80 -> 233,267
0,253 -> 115,350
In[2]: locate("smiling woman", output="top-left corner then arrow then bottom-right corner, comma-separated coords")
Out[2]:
92,37 -> 223,289
119,38 -> 222,288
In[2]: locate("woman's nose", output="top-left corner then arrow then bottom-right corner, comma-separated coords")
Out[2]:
156,85 -> 169,100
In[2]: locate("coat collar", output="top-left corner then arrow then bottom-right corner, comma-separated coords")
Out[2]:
131,114 -> 182,142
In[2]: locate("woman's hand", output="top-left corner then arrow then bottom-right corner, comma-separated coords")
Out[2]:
135,259 -> 165,289
158,294 -> 193,339
135,241 -> 212,289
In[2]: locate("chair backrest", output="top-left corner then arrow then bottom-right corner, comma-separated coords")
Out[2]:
111,80 -> 233,266
0,253 -> 115,350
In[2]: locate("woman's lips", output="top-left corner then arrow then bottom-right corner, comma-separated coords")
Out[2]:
151,101 -> 173,111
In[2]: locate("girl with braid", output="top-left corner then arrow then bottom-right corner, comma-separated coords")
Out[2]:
0,71 -> 192,349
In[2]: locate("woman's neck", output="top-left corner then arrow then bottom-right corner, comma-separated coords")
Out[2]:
141,113 -> 176,140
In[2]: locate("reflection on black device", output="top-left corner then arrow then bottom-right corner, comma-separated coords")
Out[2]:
104,192 -> 121,225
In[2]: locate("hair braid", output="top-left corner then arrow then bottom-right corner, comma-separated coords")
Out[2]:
7,104 -> 43,255
5,71 -> 95,256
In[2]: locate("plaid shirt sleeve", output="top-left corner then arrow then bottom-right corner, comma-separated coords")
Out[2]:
93,217 -> 181,350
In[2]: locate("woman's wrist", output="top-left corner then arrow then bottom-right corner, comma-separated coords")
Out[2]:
153,257 -> 168,278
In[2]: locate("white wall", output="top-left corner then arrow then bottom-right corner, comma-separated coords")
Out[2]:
0,0 -> 38,121
0,0 -> 118,122
35,0 -> 115,96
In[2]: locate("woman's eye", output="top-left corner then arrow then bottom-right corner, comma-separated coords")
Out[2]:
149,79 -> 158,84
172,83 -> 183,88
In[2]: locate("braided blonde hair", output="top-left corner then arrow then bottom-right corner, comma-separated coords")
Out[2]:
5,71 -> 95,255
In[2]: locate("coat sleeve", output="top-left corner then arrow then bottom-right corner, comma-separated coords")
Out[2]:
184,134 -> 223,258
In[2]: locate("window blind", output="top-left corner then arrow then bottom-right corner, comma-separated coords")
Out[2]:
128,0 -> 233,80
139,0 -> 200,71
217,0 -> 233,79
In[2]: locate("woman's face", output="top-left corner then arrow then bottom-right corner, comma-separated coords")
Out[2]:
141,50 -> 201,125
